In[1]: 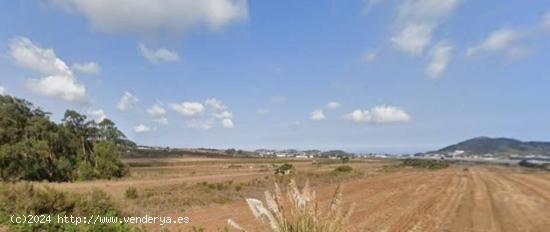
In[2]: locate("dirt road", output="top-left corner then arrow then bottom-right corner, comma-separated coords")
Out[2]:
178,166 -> 550,232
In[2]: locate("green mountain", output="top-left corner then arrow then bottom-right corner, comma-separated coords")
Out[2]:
435,137 -> 550,156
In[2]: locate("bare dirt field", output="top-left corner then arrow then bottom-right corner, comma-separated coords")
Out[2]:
40,157 -> 550,232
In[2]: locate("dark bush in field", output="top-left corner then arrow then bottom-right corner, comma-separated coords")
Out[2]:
125,187 -> 139,199
334,165 -> 353,173
402,159 -> 449,170
274,163 -> 295,175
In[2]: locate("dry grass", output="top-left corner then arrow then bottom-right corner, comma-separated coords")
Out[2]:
229,179 -> 354,232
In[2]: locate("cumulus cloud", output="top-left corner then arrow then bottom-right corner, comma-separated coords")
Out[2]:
345,105 -> 411,124
133,124 -> 151,133
391,0 -> 460,55
72,62 -> 101,74
309,101 -> 341,121
310,109 -> 326,121
53,0 -> 248,36
171,98 -> 234,129
205,98 -> 227,110
147,104 -> 168,125
9,36 -> 87,102
138,44 -> 179,63
325,101 -> 341,109
87,109 -> 107,123
466,28 -> 519,57
117,91 -> 139,111
9,37 -> 72,76
147,104 -> 167,117
426,41 -> 453,78
221,118 -> 234,128
0,86 -> 5,95
170,101 -> 204,116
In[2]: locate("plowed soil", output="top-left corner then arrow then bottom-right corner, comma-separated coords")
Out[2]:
179,166 -> 550,232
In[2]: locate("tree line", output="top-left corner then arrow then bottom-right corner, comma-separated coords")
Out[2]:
0,94 -> 136,182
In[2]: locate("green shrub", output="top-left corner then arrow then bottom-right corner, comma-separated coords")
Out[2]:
125,187 -> 139,199
334,165 -> 353,173
402,159 -> 449,170
77,161 -> 96,181
0,183 -> 145,232
274,163 -> 294,175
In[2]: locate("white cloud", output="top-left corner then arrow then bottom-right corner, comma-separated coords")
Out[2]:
72,62 -> 101,74
345,105 -> 410,124
214,110 -> 232,119
467,28 -> 519,57
391,0 -> 460,55
54,0 -> 248,36
117,91 -> 139,111
0,86 -> 5,95
391,24 -> 433,55
133,124 -> 151,133
9,37 -> 87,102
138,44 -> 179,63
170,101 -> 205,116
325,101 -> 341,109
205,98 -> 227,110
147,104 -> 167,117
221,118 -> 234,128
426,41 -> 453,78
87,109 -> 107,123
148,104 -> 168,125
310,109 -> 326,121
9,37 -> 72,76
26,75 -> 87,102
171,98 -> 234,129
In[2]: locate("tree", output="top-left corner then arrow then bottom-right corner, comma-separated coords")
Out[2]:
0,95 -> 132,182
62,110 -> 88,158
93,141 -> 127,179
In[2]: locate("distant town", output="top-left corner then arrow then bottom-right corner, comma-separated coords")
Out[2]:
134,143 -> 550,168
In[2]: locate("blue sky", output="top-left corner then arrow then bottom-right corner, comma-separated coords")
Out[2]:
1,0 -> 550,153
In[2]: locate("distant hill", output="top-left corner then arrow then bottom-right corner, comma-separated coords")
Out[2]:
433,137 -> 550,156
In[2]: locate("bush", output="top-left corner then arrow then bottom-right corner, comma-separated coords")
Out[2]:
0,183 -> 74,214
334,165 -> 353,173
0,183 -> 145,232
274,163 -> 294,175
77,161 -> 96,181
402,159 -> 449,170
125,187 -> 138,199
